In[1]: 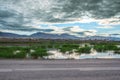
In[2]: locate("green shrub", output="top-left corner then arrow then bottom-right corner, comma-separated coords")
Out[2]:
76,47 -> 91,54
31,48 -> 48,59
59,44 -> 79,54
94,44 -> 118,52
0,46 -> 28,59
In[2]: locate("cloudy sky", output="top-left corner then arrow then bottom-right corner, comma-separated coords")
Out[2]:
0,0 -> 120,37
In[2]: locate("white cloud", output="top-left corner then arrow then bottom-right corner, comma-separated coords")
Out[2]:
84,30 -> 97,36
49,26 -> 67,34
53,13 -> 66,19
87,30 -> 97,33
0,29 -> 36,35
84,32 -> 96,36
77,16 -> 96,23
97,26 -> 113,29
98,33 -> 110,37
69,26 -> 84,32
98,18 -> 120,25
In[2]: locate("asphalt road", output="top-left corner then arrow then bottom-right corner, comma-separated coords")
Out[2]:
0,59 -> 120,80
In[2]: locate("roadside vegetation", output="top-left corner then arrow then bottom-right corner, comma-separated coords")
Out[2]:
0,46 -> 49,59
94,43 -> 119,52
0,41 -> 120,59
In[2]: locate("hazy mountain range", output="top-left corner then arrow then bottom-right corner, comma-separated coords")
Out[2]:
0,32 -> 120,41
0,32 -> 78,39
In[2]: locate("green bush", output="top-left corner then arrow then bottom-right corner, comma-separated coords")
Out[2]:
0,46 -> 28,59
31,48 -> 48,59
76,47 -> 91,54
94,44 -> 118,52
59,44 -> 79,54
59,47 -> 73,54
0,47 -> 14,58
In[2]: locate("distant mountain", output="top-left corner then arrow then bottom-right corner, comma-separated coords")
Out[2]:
30,32 -> 79,39
0,32 -> 78,39
0,32 -> 120,41
0,32 -> 27,38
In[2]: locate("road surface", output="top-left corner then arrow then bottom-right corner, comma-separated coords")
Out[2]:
0,59 -> 120,80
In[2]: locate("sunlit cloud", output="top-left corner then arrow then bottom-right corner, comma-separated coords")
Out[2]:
97,26 -> 113,29
69,26 -> 84,32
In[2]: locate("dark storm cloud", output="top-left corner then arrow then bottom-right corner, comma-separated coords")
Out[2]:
0,8 -> 24,30
61,0 -> 120,19
0,0 -> 119,32
0,9 -> 15,18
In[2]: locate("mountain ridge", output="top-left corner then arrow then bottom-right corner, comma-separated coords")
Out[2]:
0,32 -> 120,41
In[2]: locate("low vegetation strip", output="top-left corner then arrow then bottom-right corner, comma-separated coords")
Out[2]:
0,42 -> 120,59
